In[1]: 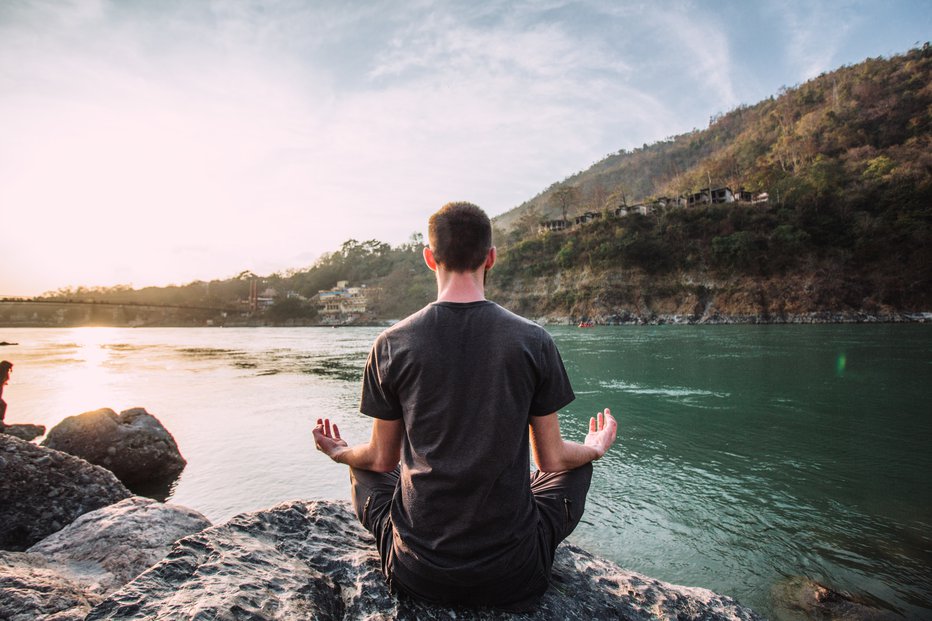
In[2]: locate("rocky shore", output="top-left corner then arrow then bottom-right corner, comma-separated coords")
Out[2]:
3,408 -> 894,620
533,311 -> 931,326
1,419 -> 768,620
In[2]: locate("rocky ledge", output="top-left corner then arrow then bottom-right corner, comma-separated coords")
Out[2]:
87,500 -> 761,620
0,434 -> 131,551
0,497 -> 211,621
1,423 -> 46,442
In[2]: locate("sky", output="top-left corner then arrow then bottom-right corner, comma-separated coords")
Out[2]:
1,0 -> 929,296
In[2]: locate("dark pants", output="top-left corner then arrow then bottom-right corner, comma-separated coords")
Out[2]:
350,462 -> 593,609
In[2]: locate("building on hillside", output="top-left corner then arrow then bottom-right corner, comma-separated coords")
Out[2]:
317,281 -> 370,324
710,187 -> 735,203
735,189 -> 754,202
613,205 -> 629,217
257,287 -> 278,310
574,211 -> 602,225
539,219 -> 570,233
687,187 -> 735,207
752,192 -> 770,204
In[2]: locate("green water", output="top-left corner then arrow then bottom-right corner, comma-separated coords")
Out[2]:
552,324 -> 932,618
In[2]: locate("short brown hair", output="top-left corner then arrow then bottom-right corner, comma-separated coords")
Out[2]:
428,202 -> 492,272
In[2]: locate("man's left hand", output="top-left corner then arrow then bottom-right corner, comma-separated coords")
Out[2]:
313,418 -> 348,462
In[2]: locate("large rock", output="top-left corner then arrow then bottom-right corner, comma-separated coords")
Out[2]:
0,497 -> 211,621
43,407 -> 186,495
1,423 -> 46,442
87,500 -> 762,620
771,576 -> 898,621
0,552 -> 93,621
29,496 -> 211,595
0,434 -> 131,551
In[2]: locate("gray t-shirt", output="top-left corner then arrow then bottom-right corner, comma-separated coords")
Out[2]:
360,300 -> 575,593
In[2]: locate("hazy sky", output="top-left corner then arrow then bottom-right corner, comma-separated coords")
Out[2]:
1,0 -> 929,296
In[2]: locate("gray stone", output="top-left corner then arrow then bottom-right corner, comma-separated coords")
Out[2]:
0,497 -> 211,620
28,496 -> 211,595
0,434 -> 131,551
0,551 -> 92,621
770,576 -> 898,621
1,423 -> 46,442
88,500 -> 762,620
42,407 -> 186,494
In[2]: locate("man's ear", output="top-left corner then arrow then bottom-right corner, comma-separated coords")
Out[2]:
423,246 -> 438,272
485,246 -> 496,270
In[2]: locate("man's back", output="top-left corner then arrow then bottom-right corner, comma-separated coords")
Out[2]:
361,300 -> 574,593
313,201 -> 615,611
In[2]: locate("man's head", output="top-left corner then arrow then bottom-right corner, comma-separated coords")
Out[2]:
0,361 -> 11,385
427,202 -> 492,273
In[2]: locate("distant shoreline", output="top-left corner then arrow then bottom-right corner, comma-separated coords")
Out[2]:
1,311 -> 930,329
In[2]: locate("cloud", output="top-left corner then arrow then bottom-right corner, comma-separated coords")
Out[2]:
764,0 -> 860,80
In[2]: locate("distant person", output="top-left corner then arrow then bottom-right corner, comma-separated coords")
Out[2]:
0,360 -> 12,431
313,202 -> 617,611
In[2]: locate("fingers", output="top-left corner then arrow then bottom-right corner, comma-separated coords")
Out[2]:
597,410 -> 604,429
333,423 -> 341,440
589,416 -> 597,432
324,419 -> 332,437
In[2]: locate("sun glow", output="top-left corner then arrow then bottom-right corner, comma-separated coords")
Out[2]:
52,327 -> 124,414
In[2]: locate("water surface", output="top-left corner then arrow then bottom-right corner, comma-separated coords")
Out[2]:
2,324 -> 929,618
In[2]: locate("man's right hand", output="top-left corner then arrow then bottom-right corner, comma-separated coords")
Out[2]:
584,408 -> 617,459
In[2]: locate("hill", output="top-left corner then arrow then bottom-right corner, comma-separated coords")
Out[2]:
487,44 -> 932,322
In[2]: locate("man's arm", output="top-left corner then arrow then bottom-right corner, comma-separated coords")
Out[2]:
313,417 -> 403,473
529,408 -> 617,473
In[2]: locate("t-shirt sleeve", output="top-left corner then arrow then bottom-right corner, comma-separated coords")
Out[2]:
529,331 -> 575,416
359,336 -> 403,421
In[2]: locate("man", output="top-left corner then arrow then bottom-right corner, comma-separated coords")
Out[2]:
0,361 -> 11,432
313,202 -> 616,611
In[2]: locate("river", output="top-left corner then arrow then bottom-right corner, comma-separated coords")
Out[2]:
1,324 -> 930,618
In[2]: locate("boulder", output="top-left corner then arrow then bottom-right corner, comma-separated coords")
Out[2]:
771,576 -> 898,621
42,408 -> 186,495
0,434 -> 131,551
0,497 -> 211,621
28,496 -> 211,595
1,423 -> 45,442
0,552 -> 92,621
88,500 -> 762,620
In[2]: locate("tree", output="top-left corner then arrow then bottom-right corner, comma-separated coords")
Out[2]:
549,186 -> 579,222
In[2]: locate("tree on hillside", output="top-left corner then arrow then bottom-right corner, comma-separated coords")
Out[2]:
550,186 -> 579,222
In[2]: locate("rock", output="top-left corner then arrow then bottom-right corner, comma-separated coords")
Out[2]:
1,423 -> 46,442
0,435 -> 131,551
29,496 -> 211,595
0,551 -> 93,621
42,408 -> 186,496
87,500 -> 761,620
771,576 -> 898,621
0,497 -> 211,621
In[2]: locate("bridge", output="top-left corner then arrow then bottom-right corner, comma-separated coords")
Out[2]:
0,298 -> 241,314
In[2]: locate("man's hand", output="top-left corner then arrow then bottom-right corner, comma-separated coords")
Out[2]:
313,418 -> 348,463
584,408 -> 617,459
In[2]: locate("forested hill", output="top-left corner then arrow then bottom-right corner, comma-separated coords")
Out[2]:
495,44 -> 931,233
486,45 -> 931,322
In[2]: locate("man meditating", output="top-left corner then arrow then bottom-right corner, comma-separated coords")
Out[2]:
313,201 -> 617,611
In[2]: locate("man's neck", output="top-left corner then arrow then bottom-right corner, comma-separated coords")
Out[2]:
435,269 -> 486,303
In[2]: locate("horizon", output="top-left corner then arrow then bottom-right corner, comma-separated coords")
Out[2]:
2,0 -> 929,297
